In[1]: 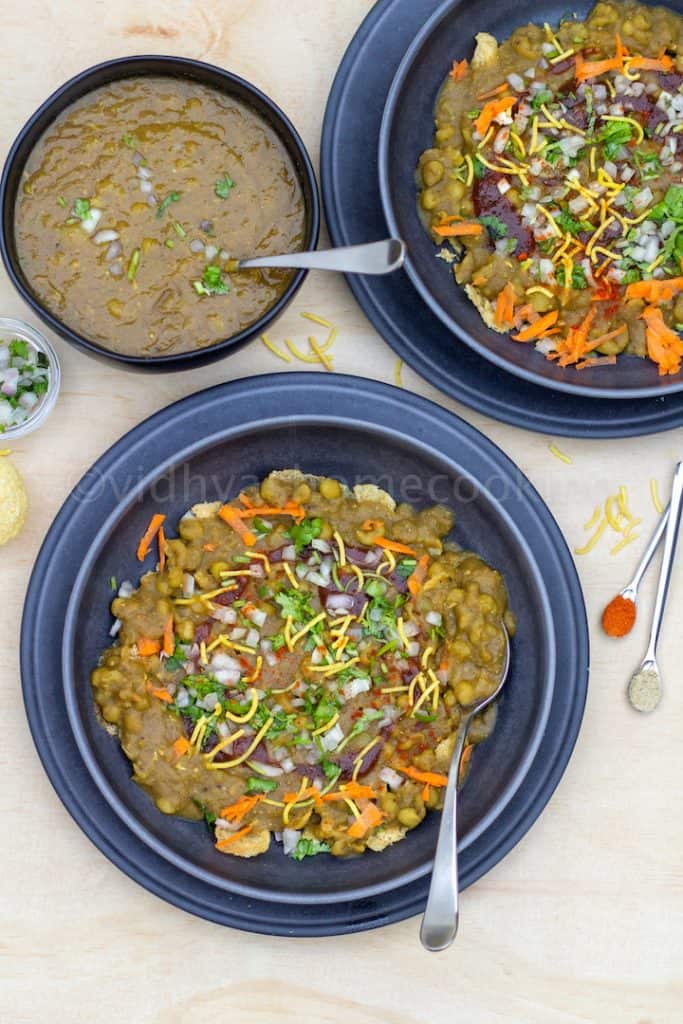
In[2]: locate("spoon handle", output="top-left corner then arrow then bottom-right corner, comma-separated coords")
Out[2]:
239,239 -> 405,275
645,462 -> 683,663
419,716 -> 470,952
626,501 -> 670,594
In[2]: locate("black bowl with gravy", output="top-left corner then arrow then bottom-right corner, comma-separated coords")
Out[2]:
0,56 -> 320,371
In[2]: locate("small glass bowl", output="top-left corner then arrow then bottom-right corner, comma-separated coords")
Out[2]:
0,316 -> 61,440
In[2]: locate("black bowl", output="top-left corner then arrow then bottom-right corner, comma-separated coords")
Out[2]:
378,0 -> 683,399
58,373 -> 576,907
0,56 -> 320,372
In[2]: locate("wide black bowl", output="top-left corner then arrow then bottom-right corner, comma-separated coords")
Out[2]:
378,0 -> 683,399
54,373 -> 585,911
0,56 -> 320,372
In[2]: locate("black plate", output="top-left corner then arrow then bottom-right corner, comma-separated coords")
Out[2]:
379,0 -> 683,400
321,0 -> 683,435
22,374 -> 588,933
0,56 -> 320,372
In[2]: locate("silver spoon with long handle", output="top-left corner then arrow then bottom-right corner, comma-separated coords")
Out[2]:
420,630 -> 511,952
237,238 -> 405,275
628,461 -> 683,713
619,501 -> 670,607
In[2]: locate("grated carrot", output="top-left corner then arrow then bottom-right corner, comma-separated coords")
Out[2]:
157,525 -> 166,572
476,82 -> 508,101
642,306 -> 683,376
162,614 -> 174,656
138,637 -> 161,656
374,536 -> 417,556
347,802 -> 385,838
450,58 -> 469,81
150,687 -> 173,703
474,96 -> 516,136
512,310 -> 559,342
408,554 -> 430,596
215,825 -> 252,850
137,513 -> 166,562
433,221 -> 483,237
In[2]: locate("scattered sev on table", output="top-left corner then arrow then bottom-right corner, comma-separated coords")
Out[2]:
575,484 -> 643,556
260,312 -> 337,370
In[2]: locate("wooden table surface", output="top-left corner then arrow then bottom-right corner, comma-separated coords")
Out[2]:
1,2 -> 682,1021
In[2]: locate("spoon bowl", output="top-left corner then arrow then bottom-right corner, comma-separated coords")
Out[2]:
237,238 -> 406,275
420,628 -> 511,952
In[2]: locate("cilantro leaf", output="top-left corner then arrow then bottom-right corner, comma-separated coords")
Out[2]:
556,262 -> 587,289
287,517 -> 322,553
192,798 -> 216,825
479,214 -> 508,241
313,695 -> 338,729
531,89 -> 553,111
193,264 -> 229,296
9,339 -> 29,360
246,776 -> 278,794
555,209 -> 594,236
291,838 -> 330,860
275,587 -> 314,623
599,120 -> 633,160
72,198 -> 91,220
215,174 -> 235,199
321,757 -> 341,781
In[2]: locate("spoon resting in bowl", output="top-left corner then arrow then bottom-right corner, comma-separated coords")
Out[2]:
420,628 -> 511,952
234,238 -> 405,275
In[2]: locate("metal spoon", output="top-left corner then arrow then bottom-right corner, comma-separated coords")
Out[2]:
236,238 -> 405,275
420,629 -> 511,952
628,461 -> 683,714
618,500 -> 670,611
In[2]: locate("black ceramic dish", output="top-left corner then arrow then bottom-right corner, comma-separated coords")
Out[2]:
378,0 -> 683,399
22,375 -> 588,932
0,56 -> 320,372
321,0 -> 683,436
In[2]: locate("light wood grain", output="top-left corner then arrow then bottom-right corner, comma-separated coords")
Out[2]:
1,2 -> 682,1022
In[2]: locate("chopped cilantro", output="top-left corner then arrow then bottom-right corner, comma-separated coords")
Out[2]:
321,757 -> 341,781
56,195 -> 67,208
172,221 -> 186,239
252,516 -> 272,534
621,267 -> 642,284
291,837 -> 330,860
472,156 -> 486,179
395,557 -> 417,578
109,576 -> 117,591
415,712 -> 437,723
193,263 -> 229,296
531,89 -> 553,111
599,120 -> 633,160
72,197 -> 91,220
479,214 -> 508,241
556,262 -> 587,289
122,133 -> 136,148
633,150 -> 662,180
215,173 -> 235,199
287,516 -> 322,553
9,339 -> 29,359
466,109 -> 480,119
165,643 -> 188,673
246,776 -> 278,794
364,577 -> 387,599
555,209 -> 593,236
156,191 -> 182,218
270,632 -> 286,651
313,695 -> 339,729
275,587 -> 314,623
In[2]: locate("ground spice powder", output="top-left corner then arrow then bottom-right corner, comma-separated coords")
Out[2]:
602,594 -> 636,637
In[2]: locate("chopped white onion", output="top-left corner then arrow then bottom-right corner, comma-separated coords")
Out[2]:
342,677 -> 371,700
379,767 -> 403,791
182,573 -> 195,598
246,607 -> 267,628
118,580 -> 134,598
93,229 -> 119,245
212,605 -> 236,624
80,208 -> 102,235
425,610 -> 443,627
282,829 -> 301,856
109,618 -> 122,638
320,723 -> 344,752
